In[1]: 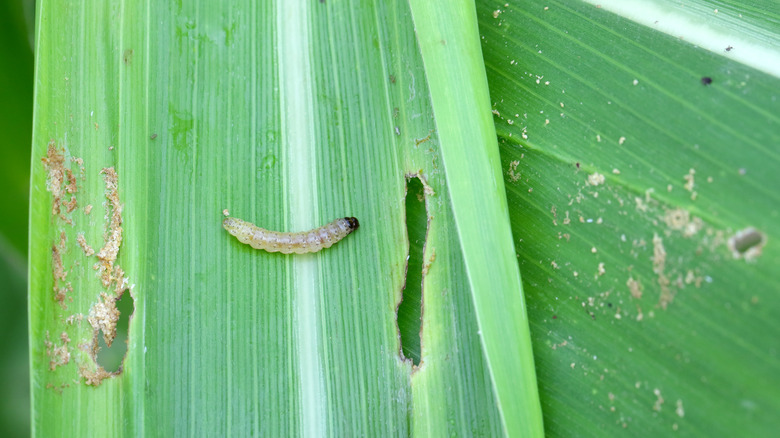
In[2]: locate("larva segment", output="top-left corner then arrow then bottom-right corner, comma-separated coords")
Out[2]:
222,216 -> 359,254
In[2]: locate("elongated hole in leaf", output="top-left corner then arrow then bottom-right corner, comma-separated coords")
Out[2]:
95,291 -> 133,373
729,227 -> 764,254
397,176 -> 426,366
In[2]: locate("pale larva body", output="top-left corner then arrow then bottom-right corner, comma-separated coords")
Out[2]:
222,216 -> 359,254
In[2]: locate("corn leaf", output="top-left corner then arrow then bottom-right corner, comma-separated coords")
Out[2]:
29,0 -> 779,436
29,0 -> 532,436
479,0 -> 780,435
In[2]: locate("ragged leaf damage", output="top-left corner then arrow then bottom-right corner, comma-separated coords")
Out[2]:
41,141 -> 134,387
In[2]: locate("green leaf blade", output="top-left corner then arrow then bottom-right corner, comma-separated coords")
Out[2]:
478,0 -> 780,435
31,0 -> 511,436
409,1 -> 544,436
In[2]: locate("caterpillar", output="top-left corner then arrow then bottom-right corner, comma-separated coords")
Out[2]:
222,216 -> 359,254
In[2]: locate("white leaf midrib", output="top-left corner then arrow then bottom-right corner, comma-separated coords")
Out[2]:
277,2 -> 325,437
584,0 -> 780,77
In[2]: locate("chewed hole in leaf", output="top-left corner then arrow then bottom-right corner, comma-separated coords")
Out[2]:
728,227 -> 766,260
95,291 -> 134,373
397,175 -> 427,366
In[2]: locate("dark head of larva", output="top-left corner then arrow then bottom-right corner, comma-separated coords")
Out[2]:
345,217 -> 359,230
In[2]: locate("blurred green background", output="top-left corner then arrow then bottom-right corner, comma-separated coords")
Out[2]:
0,0 -> 34,436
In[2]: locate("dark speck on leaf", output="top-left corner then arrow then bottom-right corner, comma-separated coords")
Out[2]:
701,77 -> 713,86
